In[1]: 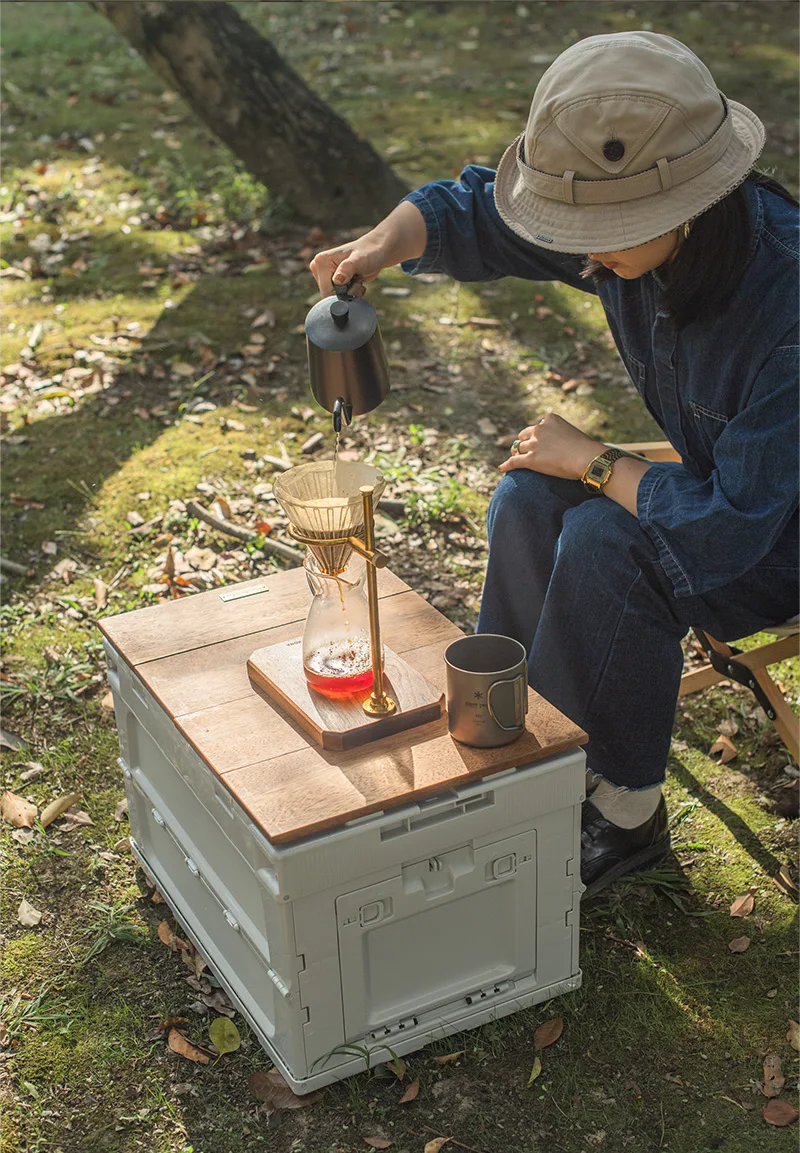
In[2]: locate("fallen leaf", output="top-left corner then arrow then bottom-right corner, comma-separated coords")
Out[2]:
717,716 -> 739,737
432,1052 -> 464,1065
363,1139 -> 392,1150
58,807 -> 94,832
1,790 -> 37,828
762,1097 -> 799,1126
114,797 -> 128,822
248,1068 -> 322,1109
527,1054 -> 543,1086
93,578 -> 108,610
1,729 -> 27,752
11,828 -> 36,845
787,1020 -> 800,1051
167,1027 -> 210,1064
9,493 -> 44,509
399,1079 -> 419,1103
730,890 -> 755,918
17,898 -> 43,926
200,989 -> 235,1017
728,936 -> 751,953
151,889 -> 166,905
251,309 -> 275,328
762,1053 -> 785,1097
100,691 -> 115,711
534,1017 -> 564,1050
709,735 -> 737,763
39,792 -> 81,829
157,920 -> 188,952
126,510 -> 145,527
387,1057 -> 405,1081
424,1139 -> 451,1153
208,1016 -> 240,1055
181,946 -> 208,979
773,865 -> 799,901
19,762 -> 45,782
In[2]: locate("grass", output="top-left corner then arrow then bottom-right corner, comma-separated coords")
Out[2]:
1,2 -> 798,1152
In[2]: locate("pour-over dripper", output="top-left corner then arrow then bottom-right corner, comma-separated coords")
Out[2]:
272,460 -> 386,575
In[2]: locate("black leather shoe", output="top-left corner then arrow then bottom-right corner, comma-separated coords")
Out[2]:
581,796 -> 671,898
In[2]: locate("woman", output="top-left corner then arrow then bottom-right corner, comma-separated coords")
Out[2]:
310,31 -> 799,896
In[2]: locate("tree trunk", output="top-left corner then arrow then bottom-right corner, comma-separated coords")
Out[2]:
90,1 -> 408,228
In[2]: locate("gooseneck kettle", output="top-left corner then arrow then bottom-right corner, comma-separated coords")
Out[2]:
305,278 -> 391,432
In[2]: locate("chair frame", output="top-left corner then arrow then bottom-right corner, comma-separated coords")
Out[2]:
619,441 -> 799,762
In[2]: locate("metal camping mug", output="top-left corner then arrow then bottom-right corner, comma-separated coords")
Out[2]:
444,634 -> 528,748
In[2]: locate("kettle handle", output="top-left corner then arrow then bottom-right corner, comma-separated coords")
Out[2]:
332,275 -> 363,301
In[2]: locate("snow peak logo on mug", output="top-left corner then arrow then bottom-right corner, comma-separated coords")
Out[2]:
444,634 -> 528,748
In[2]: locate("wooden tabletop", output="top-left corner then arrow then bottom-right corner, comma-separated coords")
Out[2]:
100,568 -> 586,844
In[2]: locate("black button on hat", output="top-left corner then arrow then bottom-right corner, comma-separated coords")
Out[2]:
603,139 -> 625,162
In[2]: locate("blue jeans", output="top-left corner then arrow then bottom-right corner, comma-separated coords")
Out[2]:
477,471 -> 799,789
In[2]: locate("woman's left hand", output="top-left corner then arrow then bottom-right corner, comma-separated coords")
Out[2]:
499,413 -> 603,481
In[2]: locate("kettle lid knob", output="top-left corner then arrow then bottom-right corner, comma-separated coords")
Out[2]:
330,300 -> 349,330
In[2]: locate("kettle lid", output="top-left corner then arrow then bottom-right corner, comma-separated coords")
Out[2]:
305,281 -> 379,353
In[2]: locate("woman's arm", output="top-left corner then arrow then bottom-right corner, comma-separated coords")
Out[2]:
499,413 -> 651,516
309,201 -> 427,295
310,165 -> 596,295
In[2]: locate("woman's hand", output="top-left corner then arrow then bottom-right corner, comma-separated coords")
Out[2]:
498,413 -> 603,481
309,201 -> 428,297
309,234 -> 387,298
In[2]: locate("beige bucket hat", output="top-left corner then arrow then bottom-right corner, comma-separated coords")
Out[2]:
494,31 -> 765,254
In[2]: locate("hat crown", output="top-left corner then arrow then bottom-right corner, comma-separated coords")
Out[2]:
526,32 -> 725,180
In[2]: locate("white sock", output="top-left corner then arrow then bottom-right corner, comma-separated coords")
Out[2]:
589,779 -> 663,829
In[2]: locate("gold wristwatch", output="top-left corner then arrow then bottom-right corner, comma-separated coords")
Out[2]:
581,447 -> 627,493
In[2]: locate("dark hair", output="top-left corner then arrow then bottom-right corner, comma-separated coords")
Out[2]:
582,170 -> 799,331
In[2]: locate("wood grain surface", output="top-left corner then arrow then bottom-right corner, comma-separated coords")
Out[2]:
99,566 -> 409,665
103,568 -> 586,843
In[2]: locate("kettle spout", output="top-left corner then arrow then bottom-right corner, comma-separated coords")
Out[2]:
332,397 -> 353,434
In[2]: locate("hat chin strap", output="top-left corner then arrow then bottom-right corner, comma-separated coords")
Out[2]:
517,103 -> 733,205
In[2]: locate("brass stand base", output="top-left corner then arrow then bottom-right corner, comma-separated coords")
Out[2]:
362,693 -> 397,717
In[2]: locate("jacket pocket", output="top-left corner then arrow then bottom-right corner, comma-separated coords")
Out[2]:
623,352 -> 646,390
688,401 -> 729,455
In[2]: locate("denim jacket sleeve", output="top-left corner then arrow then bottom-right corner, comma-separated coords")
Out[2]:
637,339 -> 800,598
400,165 -> 595,293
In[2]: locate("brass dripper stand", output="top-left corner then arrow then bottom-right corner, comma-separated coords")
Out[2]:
288,483 -> 396,718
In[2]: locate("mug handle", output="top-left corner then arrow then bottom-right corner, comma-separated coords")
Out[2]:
487,673 -> 528,731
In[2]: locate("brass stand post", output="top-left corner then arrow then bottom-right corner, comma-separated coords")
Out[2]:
358,485 -> 397,717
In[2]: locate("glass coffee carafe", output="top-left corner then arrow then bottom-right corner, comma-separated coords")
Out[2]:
302,555 -> 381,697
272,460 -> 387,702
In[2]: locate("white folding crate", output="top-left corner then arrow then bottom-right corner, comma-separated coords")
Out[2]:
101,571 -> 586,1094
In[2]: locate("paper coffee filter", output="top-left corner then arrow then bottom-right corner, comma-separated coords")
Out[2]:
272,460 -> 385,573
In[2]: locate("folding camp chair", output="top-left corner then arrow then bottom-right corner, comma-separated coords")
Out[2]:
620,441 -> 800,763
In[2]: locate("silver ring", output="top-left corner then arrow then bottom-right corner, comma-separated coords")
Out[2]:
511,439 -> 521,455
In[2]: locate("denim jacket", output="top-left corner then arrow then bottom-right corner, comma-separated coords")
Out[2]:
401,170 -> 799,599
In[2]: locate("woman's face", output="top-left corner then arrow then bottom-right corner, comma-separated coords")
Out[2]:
588,229 -> 682,278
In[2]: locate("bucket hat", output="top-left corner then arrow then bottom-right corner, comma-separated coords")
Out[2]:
493,31 -> 765,254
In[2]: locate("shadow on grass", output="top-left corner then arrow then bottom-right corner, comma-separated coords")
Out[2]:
669,753 -> 786,880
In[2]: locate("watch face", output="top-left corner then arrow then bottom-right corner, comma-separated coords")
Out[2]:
588,462 -> 606,481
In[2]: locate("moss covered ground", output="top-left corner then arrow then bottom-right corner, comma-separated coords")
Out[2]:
1,3 -> 797,1152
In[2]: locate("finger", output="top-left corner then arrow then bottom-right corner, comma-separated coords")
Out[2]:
498,453 -> 535,472
332,255 -> 361,286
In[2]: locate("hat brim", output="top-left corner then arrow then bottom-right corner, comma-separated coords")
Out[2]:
493,100 -> 765,254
